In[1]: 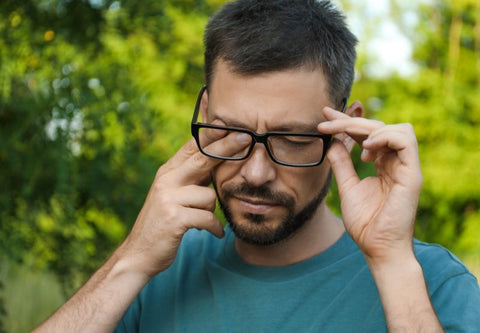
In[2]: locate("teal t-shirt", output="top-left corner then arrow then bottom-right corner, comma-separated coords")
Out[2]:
115,228 -> 480,332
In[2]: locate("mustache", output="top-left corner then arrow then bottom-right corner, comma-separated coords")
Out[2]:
222,182 -> 294,207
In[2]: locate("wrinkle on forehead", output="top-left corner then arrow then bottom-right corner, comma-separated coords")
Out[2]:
212,113 -> 322,134
207,61 -> 332,133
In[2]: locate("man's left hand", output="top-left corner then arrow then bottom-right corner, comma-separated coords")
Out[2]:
317,107 -> 423,264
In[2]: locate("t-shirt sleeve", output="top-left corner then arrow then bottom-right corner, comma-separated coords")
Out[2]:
415,241 -> 480,332
431,272 -> 480,332
114,296 -> 141,333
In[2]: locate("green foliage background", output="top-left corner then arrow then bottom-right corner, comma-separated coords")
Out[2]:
0,0 -> 479,331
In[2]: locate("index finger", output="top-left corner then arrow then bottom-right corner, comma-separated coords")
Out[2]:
318,107 -> 384,144
161,128 -> 251,185
165,120 -> 228,171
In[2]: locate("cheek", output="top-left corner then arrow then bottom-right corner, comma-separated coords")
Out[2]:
212,161 -> 242,190
281,164 -> 330,204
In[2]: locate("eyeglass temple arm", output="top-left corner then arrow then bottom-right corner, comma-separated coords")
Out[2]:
341,97 -> 349,112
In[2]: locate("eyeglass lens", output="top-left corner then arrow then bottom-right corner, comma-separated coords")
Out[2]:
197,127 -> 325,165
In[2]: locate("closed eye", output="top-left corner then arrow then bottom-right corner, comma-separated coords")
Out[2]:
273,136 -> 318,147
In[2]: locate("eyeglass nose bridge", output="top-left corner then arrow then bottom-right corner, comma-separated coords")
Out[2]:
242,132 -> 280,163
250,132 -> 268,145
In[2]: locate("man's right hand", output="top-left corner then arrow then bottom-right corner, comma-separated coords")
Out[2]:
119,120 -> 248,278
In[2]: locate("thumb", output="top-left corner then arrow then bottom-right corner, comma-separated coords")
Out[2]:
327,138 -> 359,196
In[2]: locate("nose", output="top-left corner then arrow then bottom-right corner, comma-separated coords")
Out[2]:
240,144 -> 277,186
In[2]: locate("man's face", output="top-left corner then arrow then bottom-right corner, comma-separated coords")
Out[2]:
203,61 -> 334,246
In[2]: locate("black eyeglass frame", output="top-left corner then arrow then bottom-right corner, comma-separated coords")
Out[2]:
191,85 -> 348,167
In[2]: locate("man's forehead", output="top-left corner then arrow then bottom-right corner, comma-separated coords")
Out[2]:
210,60 -> 330,91
210,61 -> 330,97
206,61 -> 331,131
207,98 -> 327,133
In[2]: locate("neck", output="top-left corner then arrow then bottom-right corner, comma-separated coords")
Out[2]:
234,203 -> 345,266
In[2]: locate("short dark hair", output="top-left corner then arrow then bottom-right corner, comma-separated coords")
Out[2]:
204,0 -> 357,106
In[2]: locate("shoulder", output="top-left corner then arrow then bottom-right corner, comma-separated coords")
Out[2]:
414,240 -> 480,330
414,240 -> 470,275
414,239 -> 475,291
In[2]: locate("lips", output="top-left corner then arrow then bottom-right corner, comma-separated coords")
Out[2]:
236,196 -> 277,206
233,196 -> 278,215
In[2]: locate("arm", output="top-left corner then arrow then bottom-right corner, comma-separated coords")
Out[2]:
34,121 -> 246,332
367,254 -> 442,332
318,108 -> 443,332
33,242 -> 151,332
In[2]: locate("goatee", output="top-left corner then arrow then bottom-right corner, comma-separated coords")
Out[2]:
213,170 -> 332,246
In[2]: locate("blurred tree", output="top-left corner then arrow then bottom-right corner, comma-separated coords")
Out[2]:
0,0 -> 222,296
0,281 -> 5,333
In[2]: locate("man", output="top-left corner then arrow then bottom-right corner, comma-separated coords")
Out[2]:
35,0 -> 479,332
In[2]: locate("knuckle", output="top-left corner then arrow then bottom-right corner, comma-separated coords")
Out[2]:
204,211 -> 217,225
156,164 -> 169,178
152,181 -> 168,198
400,122 -> 415,134
205,188 -> 217,202
192,151 -> 211,170
199,188 -> 217,212
184,139 -> 198,156
154,165 -> 174,184
401,123 -> 418,145
162,205 -> 179,221
403,122 -> 414,130
203,210 -> 214,221
157,193 -> 170,208
151,180 -> 162,192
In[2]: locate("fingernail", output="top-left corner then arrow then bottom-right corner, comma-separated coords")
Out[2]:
361,149 -> 369,158
236,133 -> 250,143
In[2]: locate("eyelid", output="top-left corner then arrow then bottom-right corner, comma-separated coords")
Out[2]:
276,136 -> 318,142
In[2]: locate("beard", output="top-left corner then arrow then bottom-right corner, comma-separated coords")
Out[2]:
213,170 -> 332,246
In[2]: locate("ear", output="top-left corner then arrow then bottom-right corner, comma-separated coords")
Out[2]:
344,100 -> 363,118
339,100 -> 364,153
200,89 -> 209,122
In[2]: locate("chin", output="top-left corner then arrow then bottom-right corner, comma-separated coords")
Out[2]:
224,208 -> 306,246
228,220 -> 293,246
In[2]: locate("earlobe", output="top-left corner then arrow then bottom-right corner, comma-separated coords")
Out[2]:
200,90 -> 209,122
345,101 -> 364,119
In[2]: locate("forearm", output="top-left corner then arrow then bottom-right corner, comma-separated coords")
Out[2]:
367,253 -> 444,332
33,241 -> 150,333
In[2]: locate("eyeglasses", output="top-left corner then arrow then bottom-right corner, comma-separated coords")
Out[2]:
191,85 -> 345,167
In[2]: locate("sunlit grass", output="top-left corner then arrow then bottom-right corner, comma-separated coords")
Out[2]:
0,259 -> 65,333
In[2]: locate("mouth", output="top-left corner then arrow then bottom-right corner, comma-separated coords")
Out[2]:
232,196 -> 279,215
